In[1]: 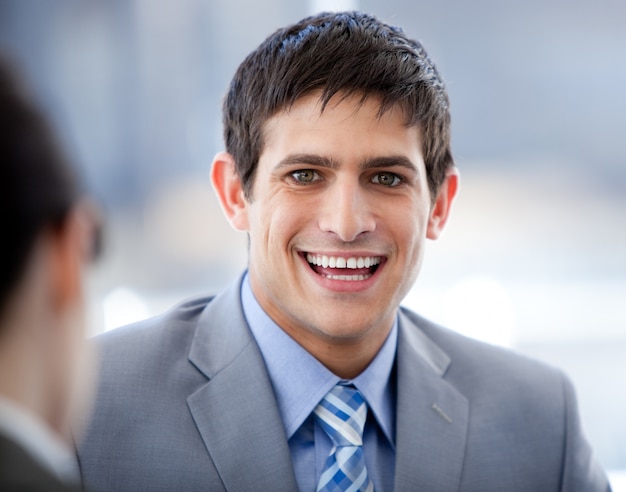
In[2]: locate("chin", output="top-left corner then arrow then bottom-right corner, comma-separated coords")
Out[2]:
314,315 -> 386,341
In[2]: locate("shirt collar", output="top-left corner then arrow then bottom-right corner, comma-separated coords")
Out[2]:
0,395 -> 79,484
241,273 -> 397,445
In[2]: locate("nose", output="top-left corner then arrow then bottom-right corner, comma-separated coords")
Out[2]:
318,180 -> 376,242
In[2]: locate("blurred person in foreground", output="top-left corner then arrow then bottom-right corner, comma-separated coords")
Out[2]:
0,57 -> 100,491
77,11 -> 610,492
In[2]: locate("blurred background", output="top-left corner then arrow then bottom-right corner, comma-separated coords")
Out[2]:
1,0 -> 624,487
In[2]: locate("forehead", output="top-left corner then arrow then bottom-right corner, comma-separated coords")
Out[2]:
271,90 -> 412,124
259,91 -> 423,159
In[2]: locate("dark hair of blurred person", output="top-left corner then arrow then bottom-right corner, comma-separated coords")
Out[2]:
0,55 -> 100,492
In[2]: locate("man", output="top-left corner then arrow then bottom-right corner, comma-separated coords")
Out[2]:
77,11 -> 610,491
0,58 -> 100,491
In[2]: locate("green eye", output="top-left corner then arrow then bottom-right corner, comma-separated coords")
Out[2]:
291,169 -> 319,183
372,172 -> 402,187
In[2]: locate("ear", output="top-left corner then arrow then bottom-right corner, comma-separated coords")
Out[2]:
49,202 -> 96,310
210,152 -> 250,231
426,167 -> 459,240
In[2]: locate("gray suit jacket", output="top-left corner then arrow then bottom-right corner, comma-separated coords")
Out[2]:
77,276 -> 610,491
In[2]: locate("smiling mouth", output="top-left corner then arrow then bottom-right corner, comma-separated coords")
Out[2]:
305,253 -> 382,281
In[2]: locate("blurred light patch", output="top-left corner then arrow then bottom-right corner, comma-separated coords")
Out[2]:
103,287 -> 150,332
143,177 -> 247,268
442,275 -> 515,347
609,470 -> 626,492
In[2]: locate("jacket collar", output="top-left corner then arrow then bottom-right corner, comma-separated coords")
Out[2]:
187,277 -> 299,491
394,309 -> 469,492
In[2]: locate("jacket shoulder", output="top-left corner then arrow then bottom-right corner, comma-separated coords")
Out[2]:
400,308 -> 611,491
399,307 -> 567,396
95,295 -> 215,358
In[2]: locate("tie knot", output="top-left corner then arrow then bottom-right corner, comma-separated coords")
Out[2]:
314,384 -> 367,447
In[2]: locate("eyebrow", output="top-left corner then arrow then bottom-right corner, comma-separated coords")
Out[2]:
274,153 -> 418,172
360,155 -> 418,172
275,154 -> 340,170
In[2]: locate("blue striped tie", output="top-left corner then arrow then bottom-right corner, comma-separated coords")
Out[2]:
314,384 -> 374,492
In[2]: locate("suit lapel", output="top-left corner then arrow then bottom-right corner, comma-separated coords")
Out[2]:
394,310 -> 469,492
186,278 -> 298,491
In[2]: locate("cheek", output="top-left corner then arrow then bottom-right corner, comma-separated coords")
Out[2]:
47,302 -> 91,440
68,338 -> 97,439
250,196 -> 307,247
390,204 -> 428,245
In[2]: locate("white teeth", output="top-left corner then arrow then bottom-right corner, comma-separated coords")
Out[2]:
325,273 -> 371,281
306,253 -> 382,270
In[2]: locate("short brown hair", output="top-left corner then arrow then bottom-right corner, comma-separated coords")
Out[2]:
223,11 -> 454,199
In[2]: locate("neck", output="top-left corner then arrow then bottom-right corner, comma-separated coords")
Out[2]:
0,313 -> 67,443
0,327 -> 46,423
282,322 -> 393,379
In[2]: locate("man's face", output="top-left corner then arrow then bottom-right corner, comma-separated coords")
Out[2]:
218,91 -> 455,358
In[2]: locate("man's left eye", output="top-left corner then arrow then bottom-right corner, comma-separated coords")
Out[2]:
371,172 -> 402,187
291,169 -> 320,183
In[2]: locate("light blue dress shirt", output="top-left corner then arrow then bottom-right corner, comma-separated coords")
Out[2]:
241,274 -> 397,491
